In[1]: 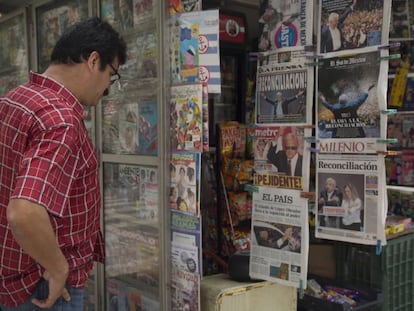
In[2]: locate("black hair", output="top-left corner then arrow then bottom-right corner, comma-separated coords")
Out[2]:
50,17 -> 127,70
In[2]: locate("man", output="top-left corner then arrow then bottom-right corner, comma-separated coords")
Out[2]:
267,132 -> 303,176
320,0 -> 357,53
263,90 -> 305,119
0,18 -> 126,310
319,84 -> 375,138
318,177 -> 343,228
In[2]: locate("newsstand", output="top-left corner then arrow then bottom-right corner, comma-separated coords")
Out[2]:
334,231 -> 414,311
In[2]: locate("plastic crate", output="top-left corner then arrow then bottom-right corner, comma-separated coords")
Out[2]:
335,233 -> 414,311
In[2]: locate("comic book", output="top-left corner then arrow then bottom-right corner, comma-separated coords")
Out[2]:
119,102 -> 139,154
138,98 -> 157,155
171,266 -> 200,311
258,0 -> 313,51
316,47 -> 389,153
255,47 -> 312,125
102,98 -> 121,154
317,0 -> 391,54
170,152 -> 201,216
133,0 -> 156,25
170,84 -> 203,152
169,14 -> 199,83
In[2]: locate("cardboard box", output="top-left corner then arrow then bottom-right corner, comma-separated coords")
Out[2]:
200,273 -> 296,311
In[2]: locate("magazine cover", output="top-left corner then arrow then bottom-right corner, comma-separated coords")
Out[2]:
133,0 -> 156,25
256,47 -> 313,125
178,10 -> 221,94
258,0 -> 313,51
172,241 -> 199,273
316,47 -> 389,153
315,153 -> 387,245
171,266 -> 200,311
390,0 -> 412,39
106,278 -> 129,311
138,98 -> 158,155
170,84 -> 203,152
251,126 -> 311,188
401,149 -> 414,186
317,0 -> 391,54
119,102 -> 139,154
170,152 -> 201,216
36,0 -> 89,72
169,14 -> 200,84
250,187 -> 309,288
386,185 -> 414,219
171,210 -> 201,249
135,30 -> 158,86
169,0 -> 201,14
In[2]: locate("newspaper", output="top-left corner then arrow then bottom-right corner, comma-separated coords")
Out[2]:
249,187 -> 308,288
317,0 -> 391,54
252,126 -> 311,185
258,0 -> 313,51
316,47 -> 389,153
315,153 -> 387,245
256,47 -> 313,125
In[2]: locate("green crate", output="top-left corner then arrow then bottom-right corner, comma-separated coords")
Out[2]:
335,233 -> 414,311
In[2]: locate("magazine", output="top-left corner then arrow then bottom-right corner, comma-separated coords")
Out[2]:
390,0 -> 412,39
133,0 -> 157,25
138,98 -> 158,155
170,84 -> 203,152
171,266 -> 200,311
315,153 -> 387,245
316,47 -> 389,153
119,102 -> 139,154
317,0 -> 391,54
170,151 -> 201,216
169,0 -> 201,14
258,0 -> 313,51
256,47 -> 312,125
249,187 -> 309,288
177,10 -> 221,93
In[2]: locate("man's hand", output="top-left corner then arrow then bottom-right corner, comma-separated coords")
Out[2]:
32,270 -> 70,308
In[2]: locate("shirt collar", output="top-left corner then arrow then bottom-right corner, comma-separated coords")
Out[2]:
29,71 -> 83,117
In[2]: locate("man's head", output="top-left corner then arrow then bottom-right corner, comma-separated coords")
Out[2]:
283,133 -> 298,160
276,92 -> 283,101
339,94 -> 349,105
49,17 -> 127,105
325,177 -> 337,192
328,12 -> 339,29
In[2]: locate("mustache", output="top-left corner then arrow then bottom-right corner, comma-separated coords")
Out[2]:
103,88 -> 109,96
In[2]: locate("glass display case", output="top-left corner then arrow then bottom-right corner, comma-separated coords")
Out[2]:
0,8 -> 29,96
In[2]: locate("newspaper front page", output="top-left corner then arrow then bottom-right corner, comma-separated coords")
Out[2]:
249,187 -> 308,288
315,153 -> 387,244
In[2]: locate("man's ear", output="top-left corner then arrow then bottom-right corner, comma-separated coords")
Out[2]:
86,51 -> 100,71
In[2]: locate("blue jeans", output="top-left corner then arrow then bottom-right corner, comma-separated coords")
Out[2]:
0,278 -> 84,311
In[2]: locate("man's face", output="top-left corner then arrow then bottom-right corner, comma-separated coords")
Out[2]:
325,180 -> 335,192
284,136 -> 298,160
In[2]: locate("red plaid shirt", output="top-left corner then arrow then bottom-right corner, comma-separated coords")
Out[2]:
0,72 -> 104,307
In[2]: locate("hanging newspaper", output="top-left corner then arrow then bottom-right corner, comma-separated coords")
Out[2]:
316,47 -> 388,153
256,47 -> 313,125
315,153 -> 387,245
258,0 -> 313,51
252,125 -> 312,191
250,187 -> 309,288
317,0 -> 391,54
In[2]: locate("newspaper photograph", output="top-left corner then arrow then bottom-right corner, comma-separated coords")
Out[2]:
316,47 -> 388,153
250,187 -> 308,288
251,125 -> 311,181
315,153 -> 387,245
317,0 -> 391,54
256,47 -> 313,125
258,0 -> 313,51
